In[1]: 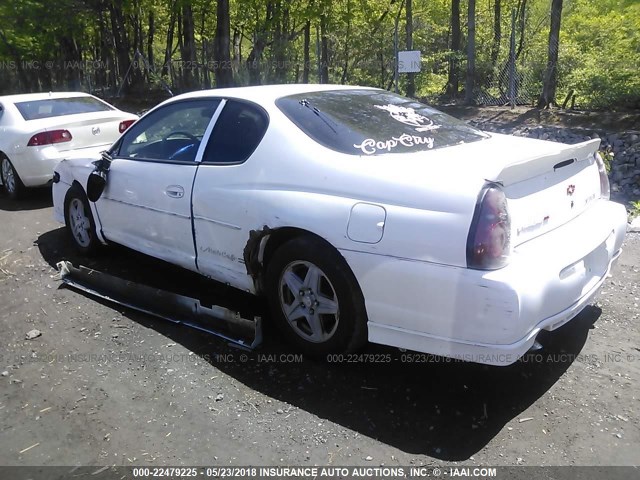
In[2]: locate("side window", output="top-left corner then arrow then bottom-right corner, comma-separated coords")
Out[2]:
116,99 -> 220,163
202,100 -> 268,164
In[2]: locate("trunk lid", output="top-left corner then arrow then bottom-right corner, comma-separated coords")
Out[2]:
31,111 -> 134,152
493,136 -> 602,246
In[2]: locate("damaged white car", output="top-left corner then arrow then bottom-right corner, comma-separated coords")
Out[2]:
52,85 -> 627,365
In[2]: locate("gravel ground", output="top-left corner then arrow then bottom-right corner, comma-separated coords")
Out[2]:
0,185 -> 639,469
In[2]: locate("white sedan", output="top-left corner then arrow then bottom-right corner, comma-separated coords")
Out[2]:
0,92 -> 137,199
51,85 -> 627,365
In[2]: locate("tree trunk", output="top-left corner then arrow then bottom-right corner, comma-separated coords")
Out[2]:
271,1 -> 289,84
490,0 -> 501,74
162,3 -> 176,78
465,0 -> 476,105
181,2 -> 198,90
302,19 -> 311,83
214,0 -> 233,87
405,0 -> 415,97
538,0 -> 563,108
446,0 -> 461,98
108,1 -> 131,92
147,12 -> 155,74
515,0 -> 528,60
319,12 -> 329,83
246,1 -> 273,86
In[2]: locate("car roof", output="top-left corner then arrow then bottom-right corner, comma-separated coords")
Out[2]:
167,84 -> 380,105
0,92 -> 94,103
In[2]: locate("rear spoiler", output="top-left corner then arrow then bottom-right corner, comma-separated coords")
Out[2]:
496,138 -> 600,186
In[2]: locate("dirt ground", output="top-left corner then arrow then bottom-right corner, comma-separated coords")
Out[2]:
1,109 -> 639,470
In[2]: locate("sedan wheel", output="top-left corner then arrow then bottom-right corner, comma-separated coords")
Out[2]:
266,235 -> 368,355
1,157 -> 23,199
68,198 -> 92,247
64,186 -> 99,255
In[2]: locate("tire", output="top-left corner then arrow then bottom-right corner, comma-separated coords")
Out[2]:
265,235 -> 368,356
64,185 -> 100,256
1,156 -> 25,200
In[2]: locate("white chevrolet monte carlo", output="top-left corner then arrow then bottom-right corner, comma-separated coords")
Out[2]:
52,84 -> 627,365
0,92 -> 137,198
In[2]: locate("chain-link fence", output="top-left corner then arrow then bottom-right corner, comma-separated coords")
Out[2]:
468,1 -> 565,107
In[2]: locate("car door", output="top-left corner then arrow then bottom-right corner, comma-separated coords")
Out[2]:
96,98 -> 222,271
192,99 -> 269,290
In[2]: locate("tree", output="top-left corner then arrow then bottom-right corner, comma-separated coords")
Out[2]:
214,0 -> 234,87
180,2 -> 198,89
446,0 -> 461,98
465,0 -> 476,105
319,7 -> 329,83
490,0 -> 501,74
538,0 -> 563,108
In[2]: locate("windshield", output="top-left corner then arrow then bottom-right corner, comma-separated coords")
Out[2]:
14,96 -> 114,121
276,89 -> 489,156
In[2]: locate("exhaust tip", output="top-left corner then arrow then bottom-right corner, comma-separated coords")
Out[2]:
529,340 -> 544,352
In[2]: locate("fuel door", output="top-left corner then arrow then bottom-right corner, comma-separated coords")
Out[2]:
347,203 -> 386,244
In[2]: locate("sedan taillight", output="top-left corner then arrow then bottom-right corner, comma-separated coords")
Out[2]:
119,119 -> 135,133
27,129 -> 72,146
467,184 -> 511,270
594,152 -> 610,200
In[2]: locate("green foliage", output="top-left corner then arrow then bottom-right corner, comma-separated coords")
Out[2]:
598,149 -> 613,174
0,0 -> 638,109
561,0 -> 640,109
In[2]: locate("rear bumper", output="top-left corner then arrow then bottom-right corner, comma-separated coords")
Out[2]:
12,146 -> 106,187
341,199 -> 627,366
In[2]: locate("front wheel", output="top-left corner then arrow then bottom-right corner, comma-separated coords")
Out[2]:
1,157 -> 25,200
64,185 -> 100,256
265,235 -> 368,356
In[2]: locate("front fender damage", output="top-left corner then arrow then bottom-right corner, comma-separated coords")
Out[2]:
243,225 -> 272,293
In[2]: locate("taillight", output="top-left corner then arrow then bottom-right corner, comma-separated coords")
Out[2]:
27,130 -> 72,146
119,119 -> 135,133
467,184 -> 511,270
594,152 -> 610,200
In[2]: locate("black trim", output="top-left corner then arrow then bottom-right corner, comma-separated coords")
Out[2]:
109,155 -> 200,166
553,158 -> 576,170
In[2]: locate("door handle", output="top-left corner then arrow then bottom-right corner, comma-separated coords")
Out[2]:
165,185 -> 184,198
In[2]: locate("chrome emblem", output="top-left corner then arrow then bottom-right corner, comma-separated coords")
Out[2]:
91,126 -> 101,135
566,184 -> 576,196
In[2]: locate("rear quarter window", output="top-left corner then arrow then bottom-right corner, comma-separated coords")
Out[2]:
276,89 -> 488,156
202,100 -> 268,164
14,96 -> 114,121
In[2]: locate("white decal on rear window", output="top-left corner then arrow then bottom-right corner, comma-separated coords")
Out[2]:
374,104 -> 440,132
354,134 -> 435,155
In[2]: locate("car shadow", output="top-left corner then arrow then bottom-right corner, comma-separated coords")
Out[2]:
36,228 -> 599,460
0,186 -> 53,211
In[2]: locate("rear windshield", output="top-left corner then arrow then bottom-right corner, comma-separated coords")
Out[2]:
14,96 -> 114,121
276,89 -> 488,156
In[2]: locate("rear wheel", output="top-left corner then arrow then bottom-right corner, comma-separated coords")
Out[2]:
64,185 -> 100,256
1,157 -> 25,200
265,235 -> 368,356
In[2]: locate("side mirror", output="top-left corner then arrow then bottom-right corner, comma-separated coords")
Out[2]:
87,170 -> 107,202
86,150 -> 112,202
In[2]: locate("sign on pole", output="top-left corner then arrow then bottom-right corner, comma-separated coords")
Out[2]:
398,50 -> 422,73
